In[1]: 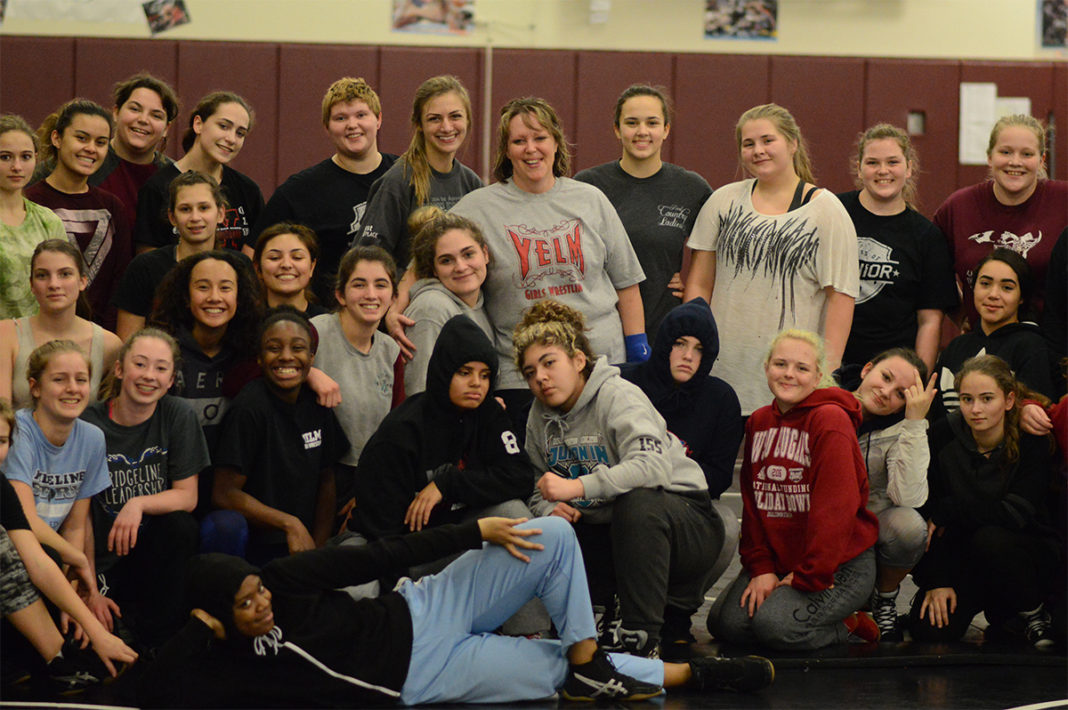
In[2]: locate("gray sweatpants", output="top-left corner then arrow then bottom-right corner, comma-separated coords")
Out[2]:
708,548 -> 875,651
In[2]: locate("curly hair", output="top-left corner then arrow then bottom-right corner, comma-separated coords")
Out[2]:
148,250 -> 263,358
321,77 -> 381,125
512,299 -> 595,379
410,210 -> 488,281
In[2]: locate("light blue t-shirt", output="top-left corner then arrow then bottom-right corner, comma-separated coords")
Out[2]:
2,409 -> 110,530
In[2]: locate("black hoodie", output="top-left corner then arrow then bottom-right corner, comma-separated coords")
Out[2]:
352,315 -> 533,540
620,298 -> 743,497
914,411 -> 1054,590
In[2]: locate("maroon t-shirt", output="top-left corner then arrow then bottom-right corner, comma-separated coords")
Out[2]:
24,180 -> 133,331
934,179 -> 1068,323
97,158 -> 161,236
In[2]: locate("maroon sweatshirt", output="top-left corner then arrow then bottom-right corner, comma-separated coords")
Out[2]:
740,387 -> 878,593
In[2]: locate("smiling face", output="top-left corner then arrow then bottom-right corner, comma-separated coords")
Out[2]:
858,137 -> 911,205
232,575 -> 274,638
507,113 -> 558,194
854,355 -> 918,418
0,130 -> 36,194
30,250 -> 86,314
987,125 -> 1042,203
958,372 -> 1014,442
739,118 -> 796,182
116,336 -> 175,407
336,259 -> 394,327
615,95 -> 669,164
449,360 -> 491,410
764,337 -> 820,413
257,233 -> 316,300
193,102 -> 250,166
52,114 -> 111,179
327,99 -> 381,160
259,320 -> 312,402
30,351 -> 91,423
521,343 -> 587,413
188,258 -> 238,331
169,183 -> 223,247
668,335 -> 703,384
433,228 -> 488,304
973,259 -> 1021,334
421,91 -> 468,164
113,87 -> 169,158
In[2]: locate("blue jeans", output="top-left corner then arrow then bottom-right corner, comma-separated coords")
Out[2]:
398,516 -> 663,704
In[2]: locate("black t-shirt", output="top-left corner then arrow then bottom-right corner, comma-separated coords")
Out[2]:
111,245 -> 178,317
247,155 -> 398,304
214,379 -> 349,548
1,473 -> 30,531
135,164 -> 264,252
837,190 -> 959,368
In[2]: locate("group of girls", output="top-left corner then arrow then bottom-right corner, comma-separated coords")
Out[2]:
1,66 -> 1066,702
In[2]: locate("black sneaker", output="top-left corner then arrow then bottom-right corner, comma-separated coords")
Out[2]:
561,648 -> 663,702
46,653 -> 100,695
1023,606 -> 1056,651
688,655 -> 775,693
870,589 -> 903,642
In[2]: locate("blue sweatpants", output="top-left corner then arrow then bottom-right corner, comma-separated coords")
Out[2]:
398,516 -> 663,704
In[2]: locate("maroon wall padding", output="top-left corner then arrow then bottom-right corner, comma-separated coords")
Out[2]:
73,38 -> 180,156
959,61 -> 1057,189
0,37 -> 76,130
176,41 -> 280,195
1054,63 -> 1068,181
770,56 -> 866,195
376,47 -> 483,180
865,59 -> 960,216
275,44 -> 381,189
672,54 -> 771,188
489,49 -> 577,179
571,51 -> 675,171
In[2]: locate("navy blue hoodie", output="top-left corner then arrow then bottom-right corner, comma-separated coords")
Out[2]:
620,298 -> 742,497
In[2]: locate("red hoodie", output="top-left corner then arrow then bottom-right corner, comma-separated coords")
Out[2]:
739,387 -> 878,593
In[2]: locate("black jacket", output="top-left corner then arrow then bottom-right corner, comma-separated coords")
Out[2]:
352,315 -> 533,540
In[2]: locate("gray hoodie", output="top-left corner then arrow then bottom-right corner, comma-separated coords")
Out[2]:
525,357 -> 708,522
402,279 -> 493,396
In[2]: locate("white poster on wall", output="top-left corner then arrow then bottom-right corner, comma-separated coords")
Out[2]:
959,83 -> 997,165
6,0 -> 144,22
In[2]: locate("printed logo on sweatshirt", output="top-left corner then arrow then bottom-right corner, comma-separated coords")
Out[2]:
507,220 -> 587,299
657,204 -> 692,230
302,429 -> 323,450
49,207 -> 114,283
749,426 -> 812,519
545,434 -> 609,509
855,237 -> 900,304
965,229 -> 1042,288
31,469 -> 87,503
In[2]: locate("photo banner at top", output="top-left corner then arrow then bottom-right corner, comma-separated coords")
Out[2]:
704,0 -> 777,41
392,0 -> 474,35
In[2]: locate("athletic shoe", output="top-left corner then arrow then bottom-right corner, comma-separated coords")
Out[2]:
688,655 -> 775,692
1022,606 -> 1056,651
46,653 -> 100,695
561,648 -> 663,702
870,589 -> 903,642
844,612 -> 881,644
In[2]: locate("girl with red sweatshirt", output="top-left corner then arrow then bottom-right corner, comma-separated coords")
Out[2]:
708,329 -> 880,649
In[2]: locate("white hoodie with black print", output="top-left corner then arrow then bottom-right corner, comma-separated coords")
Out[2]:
525,356 -> 707,523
